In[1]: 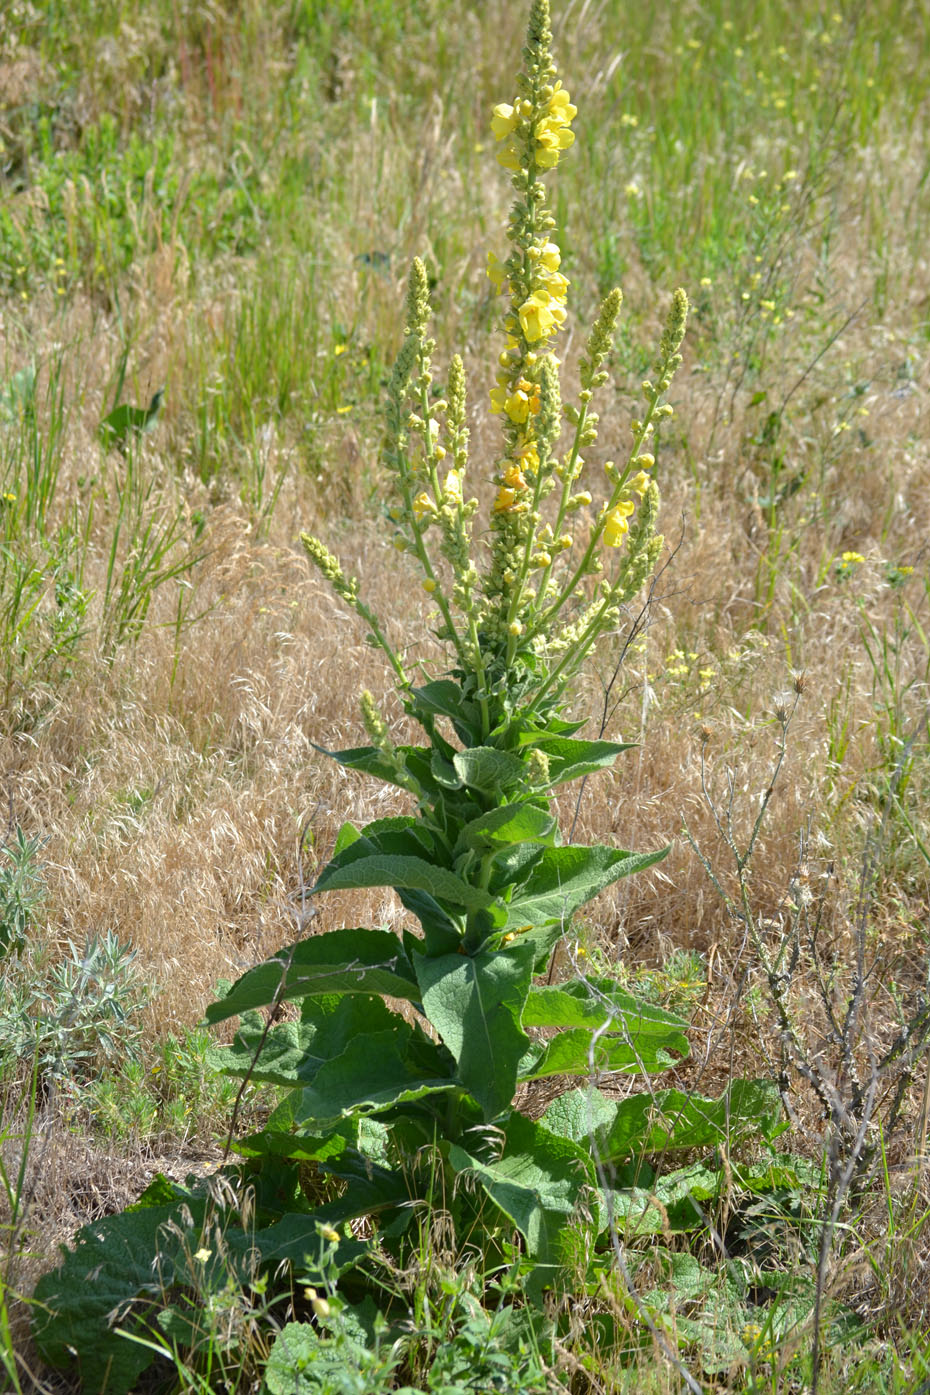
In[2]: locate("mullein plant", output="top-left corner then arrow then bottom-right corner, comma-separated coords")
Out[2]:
210,0 -> 695,1275
33,8 -> 786,1386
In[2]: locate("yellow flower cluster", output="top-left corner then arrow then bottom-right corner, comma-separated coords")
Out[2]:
490,80 -> 576,173
486,82 -> 575,519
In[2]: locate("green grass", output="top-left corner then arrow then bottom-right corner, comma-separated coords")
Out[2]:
1,0 -> 929,1389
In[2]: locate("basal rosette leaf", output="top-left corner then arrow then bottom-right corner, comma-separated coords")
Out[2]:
205,927 -> 420,1026
32,1176 -> 371,1395
415,942 -> 536,1119
446,1113 -> 593,1266
541,1079 -> 784,1163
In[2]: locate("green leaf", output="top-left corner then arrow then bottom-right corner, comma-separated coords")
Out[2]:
528,735 -> 636,787
539,1085 -> 618,1143
313,742 -> 442,799
332,820 -> 361,856
99,388 -> 164,451
407,679 -> 483,743
205,928 -> 420,1026
447,1114 -> 593,1263
453,746 -> 527,795
317,851 -> 491,911
505,843 -> 669,930
215,995 -> 456,1127
523,978 -> 686,1031
594,1079 -> 784,1162
459,802 -> 557,854
33,1179 -> 372,1393
0,363 -> 36,421
415,944 -> 536,1119
520,979 -> 689,1078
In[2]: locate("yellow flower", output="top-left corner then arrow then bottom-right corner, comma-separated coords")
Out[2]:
494,486 -> 518,512
515,440 -> 540,473
535,116 -> 575,168
443,469 -> 463,503
630,471 -> 651,496
412,491 -> 434,521
496,142 -> 521,172
841,551 -> 864,564
538,241 -> 561,272
545,81 -> 577,126
603,499 -> 635,546
518,291 -> 559,342
503,379 -> 540,424
489,385 -> 508,415
538,267 -> 569,303
491,102 -> 519,140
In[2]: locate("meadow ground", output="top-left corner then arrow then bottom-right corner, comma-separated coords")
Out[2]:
1,1 -> 929,1390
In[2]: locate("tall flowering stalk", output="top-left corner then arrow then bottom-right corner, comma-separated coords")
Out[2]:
303,0 -> 687,747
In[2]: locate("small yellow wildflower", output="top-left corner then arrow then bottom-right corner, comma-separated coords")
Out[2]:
491,102 -> 519,140
603,499 -> 635,546
412,491 -> 434,521
443,469 -> 463,503
518,291 -> 560,342
502,463 -> 528,491
841,551 -> 864,564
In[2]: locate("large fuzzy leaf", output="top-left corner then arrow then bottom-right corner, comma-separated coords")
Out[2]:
525,734 -> 636,787
311,741 -> 443,797
520,978 -> 689,1079
504,843 -> 669,931
588,1079 -> 784,1163
32,1176 -> 370,1394
415,943 -> 536,1119
452,746 -> 528,796
458,801 -> 557,855
214,995 -> 456,1127
314,820 -> 491,910
407,678 -> 483,744
447,1113 -> 593,1264
318,852 -> 491,910
205,928 -> 420,1026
